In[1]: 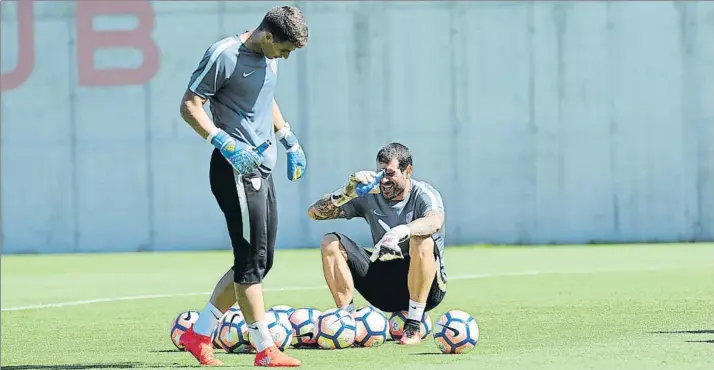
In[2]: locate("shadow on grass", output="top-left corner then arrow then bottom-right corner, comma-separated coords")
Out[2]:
650,329 -> 714,345
650,329 -> 714,334
149,345 -> 345,354
2,363 -> 189,370
291,345 -> 327,351
409,352 -> 443,356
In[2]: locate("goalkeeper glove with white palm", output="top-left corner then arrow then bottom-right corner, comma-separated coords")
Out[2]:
370,225 -> 410,262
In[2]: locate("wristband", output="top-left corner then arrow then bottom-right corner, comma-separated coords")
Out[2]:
276,122 -> 299,151
330,190 -> 353,207
206,127 -> 221,144
275,122 -> 291,141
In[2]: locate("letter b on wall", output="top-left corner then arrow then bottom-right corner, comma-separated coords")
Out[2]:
76,0 -> 159,86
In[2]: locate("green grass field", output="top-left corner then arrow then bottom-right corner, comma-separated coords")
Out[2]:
2,243 -> 713,369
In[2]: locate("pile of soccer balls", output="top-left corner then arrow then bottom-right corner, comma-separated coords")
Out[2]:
170,304 -> 479,354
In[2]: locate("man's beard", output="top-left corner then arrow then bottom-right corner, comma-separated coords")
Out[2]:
380,181 -> 405,200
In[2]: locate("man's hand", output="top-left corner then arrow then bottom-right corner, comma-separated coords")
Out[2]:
370,225 -> 410,262
331,171 -> 381,207
276,123 -> 306,181
209,130 -> 263,175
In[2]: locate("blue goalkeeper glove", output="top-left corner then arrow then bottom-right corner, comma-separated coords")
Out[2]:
208,129 -> 268,175
276,123 -> 306,181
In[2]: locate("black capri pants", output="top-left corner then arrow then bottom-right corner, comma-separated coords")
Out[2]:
328,232 -> 447,313
209,148 -> 277,284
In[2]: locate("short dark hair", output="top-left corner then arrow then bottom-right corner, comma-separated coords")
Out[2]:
258,5 -> 308,48
377,143 -> 412,172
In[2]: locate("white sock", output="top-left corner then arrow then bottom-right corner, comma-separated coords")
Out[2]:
407,300 -> 426,322
193,302 -> 223,336
248,321 -> 275,352
341,302 -> 355,313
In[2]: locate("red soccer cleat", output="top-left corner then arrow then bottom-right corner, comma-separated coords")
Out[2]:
254,346 -> 301,367
179,327 -> 224,366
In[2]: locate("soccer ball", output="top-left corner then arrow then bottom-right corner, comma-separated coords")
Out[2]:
433,310 -> 479,354
388,310 -> 432,340
354,306 -> 388,347
289,307 -> 322,347
216,308 -> 252,353
315,308 -> 356,349
250,310 -> 292,351
170,310 -> 200,350
268,305 -> 295,331
212,305 -> 240,349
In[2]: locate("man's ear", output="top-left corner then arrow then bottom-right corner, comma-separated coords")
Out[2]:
263,32 -> 273,43
405,164 -> 413,178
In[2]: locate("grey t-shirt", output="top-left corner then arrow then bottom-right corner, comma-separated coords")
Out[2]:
187,35 -> 279,175
340,178 -> 447,284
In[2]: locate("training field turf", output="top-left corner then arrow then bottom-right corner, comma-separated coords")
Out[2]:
2,243 -> 713,369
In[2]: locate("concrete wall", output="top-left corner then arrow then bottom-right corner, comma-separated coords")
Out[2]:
2,0 -> 712,254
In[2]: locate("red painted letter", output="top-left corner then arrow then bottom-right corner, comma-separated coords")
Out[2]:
76,0 -> 159,86
1,0 -> 35,92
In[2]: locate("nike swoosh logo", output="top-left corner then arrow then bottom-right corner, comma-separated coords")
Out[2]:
243,71 -> 255,77
372,209 -> 387,217
443,325 -> 460,337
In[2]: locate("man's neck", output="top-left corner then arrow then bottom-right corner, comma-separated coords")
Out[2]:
240,29 -> 263,54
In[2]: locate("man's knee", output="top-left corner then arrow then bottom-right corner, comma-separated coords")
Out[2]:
232,259 -> 267,285
321,233 -> 348,260
409,236 -> 436,260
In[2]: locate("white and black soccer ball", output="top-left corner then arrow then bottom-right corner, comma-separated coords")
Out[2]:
354,306 -> 388,347
315,308 -> 356,349
268,305 -> 295,331
170,310 -> 200,350
215,307 -> 252,353
211,305 -> 240,349
289,307 -> 321,347
433,310 -> 479,354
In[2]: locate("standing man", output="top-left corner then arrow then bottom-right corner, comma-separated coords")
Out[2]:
307,143 -> 448,345
178,6 -> 308,367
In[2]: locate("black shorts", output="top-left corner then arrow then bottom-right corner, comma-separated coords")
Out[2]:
328,232 -> 447,313
210,149 -> 277,284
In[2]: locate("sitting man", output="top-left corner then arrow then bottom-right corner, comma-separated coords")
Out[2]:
307,142 -> 447,345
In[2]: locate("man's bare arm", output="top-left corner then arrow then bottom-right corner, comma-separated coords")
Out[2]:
272,99 -> 287,132
406,210 -> 445,237
307,194 -> 347,220
179,89 -> 218,139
